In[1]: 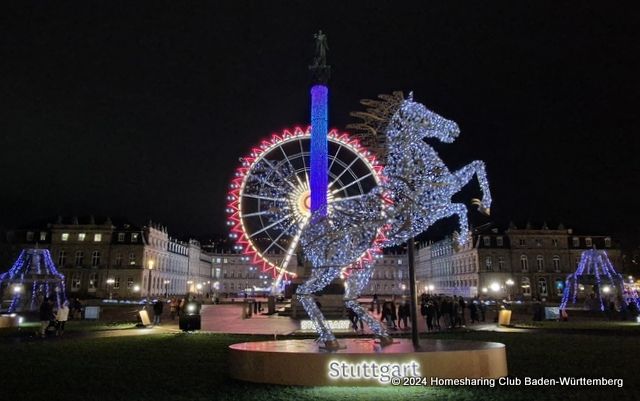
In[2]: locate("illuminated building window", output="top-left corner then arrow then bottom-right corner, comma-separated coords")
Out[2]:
78,233 -> 86,241
537,278 -> 548,297
521,277 -> 531,296
62,233 -> 69,241
88,273 -> 98,290
94,233 -> 102,242
71,273 -> 81,290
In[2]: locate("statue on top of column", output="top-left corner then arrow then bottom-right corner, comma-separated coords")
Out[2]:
309,30 -> 331,84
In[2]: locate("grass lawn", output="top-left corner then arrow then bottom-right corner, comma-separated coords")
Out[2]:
0,330 -> 637,401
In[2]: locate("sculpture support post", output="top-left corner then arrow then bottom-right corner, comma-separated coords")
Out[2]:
407,237 -> 420,349
310,84 -> 328,216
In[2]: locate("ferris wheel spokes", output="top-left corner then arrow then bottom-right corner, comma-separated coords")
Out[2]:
228,127 -> 382,281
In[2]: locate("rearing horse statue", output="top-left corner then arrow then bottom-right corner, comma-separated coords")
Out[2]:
297,92 -> 492,349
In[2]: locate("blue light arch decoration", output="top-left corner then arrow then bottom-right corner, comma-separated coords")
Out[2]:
560,249 -> 640,312
0,249 -> 67,312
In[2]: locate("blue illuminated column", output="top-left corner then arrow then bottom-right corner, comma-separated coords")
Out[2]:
310,84 -> 328,216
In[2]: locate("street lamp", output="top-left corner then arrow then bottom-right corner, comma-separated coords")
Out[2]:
147,259 -> 154,304
12,284 -> 23,294
490,282 -> 501,293
106,278 -> 115,300
505,279 -> 514,301
164,280 -> 170,298
428,284 -> 435,294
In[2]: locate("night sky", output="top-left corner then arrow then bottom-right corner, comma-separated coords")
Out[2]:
1,2 -> 638,240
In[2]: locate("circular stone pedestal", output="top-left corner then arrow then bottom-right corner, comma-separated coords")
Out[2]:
229,338 -> 507,386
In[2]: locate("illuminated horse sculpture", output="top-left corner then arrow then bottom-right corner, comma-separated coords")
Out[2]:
297,92 -> 492,349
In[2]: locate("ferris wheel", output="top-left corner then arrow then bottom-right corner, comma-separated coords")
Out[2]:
226,126 -> 384,281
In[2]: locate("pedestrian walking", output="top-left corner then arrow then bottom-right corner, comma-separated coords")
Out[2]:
170,298 -> 178,320
469,299 -> 479,323
56,301 -> 70,336
39,298 -> 54,338
425,301 -> 435,332
153,299 -> 164,325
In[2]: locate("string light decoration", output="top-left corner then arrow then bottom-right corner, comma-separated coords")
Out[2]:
560,249 -> 640,312
295,92 -> 492,348
0,249 -> 67,312
310,84 -> 329,216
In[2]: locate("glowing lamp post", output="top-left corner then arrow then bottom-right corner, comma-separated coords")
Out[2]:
146,259 -> 154,304
505,279 -> 514,301
164,280 -> 170,298
106,278 -> 115,300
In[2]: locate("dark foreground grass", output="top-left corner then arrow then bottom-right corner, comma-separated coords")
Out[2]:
0,330 -> 637,401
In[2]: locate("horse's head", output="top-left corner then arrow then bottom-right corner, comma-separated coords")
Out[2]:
391,93 -> 460,143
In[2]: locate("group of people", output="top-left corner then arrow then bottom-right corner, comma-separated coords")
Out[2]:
38,297 -> 70,338
419,293 -> 487,331
378,299 -> 411,330
151,295 -> 201,325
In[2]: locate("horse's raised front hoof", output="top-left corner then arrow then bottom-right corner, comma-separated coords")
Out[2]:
378,336 -> 394,347
321,340 -> 344,351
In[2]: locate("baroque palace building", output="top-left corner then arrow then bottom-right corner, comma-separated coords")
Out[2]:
415,223 -> 621,300
1,218 -> 621,302
201,246 -> 408,297
1,217 -> 214,299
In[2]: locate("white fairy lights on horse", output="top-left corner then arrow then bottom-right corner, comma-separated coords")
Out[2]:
296,92 -> 492,349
